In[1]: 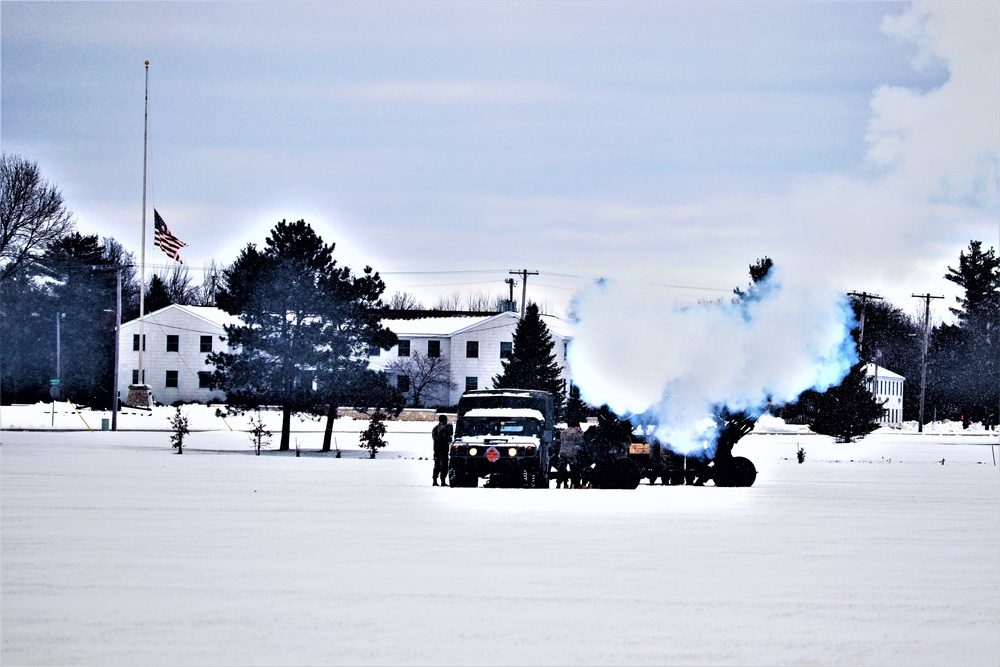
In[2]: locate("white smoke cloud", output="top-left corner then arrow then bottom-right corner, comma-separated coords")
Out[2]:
567,1 -> 998,452
568,269 -> 856,453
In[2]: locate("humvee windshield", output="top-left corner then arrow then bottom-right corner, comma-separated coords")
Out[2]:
456,416 -> 542,438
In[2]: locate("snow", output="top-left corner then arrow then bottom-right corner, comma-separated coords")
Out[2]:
463,408 -> 545,420
2,405 -> 998,665
378,315 -> 495,337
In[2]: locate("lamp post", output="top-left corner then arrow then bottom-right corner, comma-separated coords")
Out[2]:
51,312 -> 65,427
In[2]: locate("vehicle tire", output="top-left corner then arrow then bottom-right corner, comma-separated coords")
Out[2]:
531,463 -> 550,489
449,468 -> 478,488
714,456 -> 757,487
611,458 -> 642,489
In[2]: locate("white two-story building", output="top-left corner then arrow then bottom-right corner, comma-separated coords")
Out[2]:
369,311 -> 573,407
117,305 -> 241,405
865,363 -> 905,425
119,306 -> 573,408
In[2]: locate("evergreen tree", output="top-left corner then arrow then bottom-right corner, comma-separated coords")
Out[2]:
564,384 -> 589,424
0,265 -> 52,402
932,240 -> 1000,427
37,233 -> 121,407
210,220 -> 397,450
803,361 -> 884,443
0,231 -> 134,406
145,274 -> 172,313
733,256 -> 773,301
492,303 -> 566,415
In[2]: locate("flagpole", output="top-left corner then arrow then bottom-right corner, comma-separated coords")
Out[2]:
139,60 -> 148,380
126,60 -> 152,409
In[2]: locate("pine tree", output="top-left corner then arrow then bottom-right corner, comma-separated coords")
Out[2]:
145,274 -> 172,313
359,409 -> 388,458
492,303 -> 566,415
564,384 -> 589,424
210,220 -> 398,450
935,240 -> 1000,427
808,361 -> 884,443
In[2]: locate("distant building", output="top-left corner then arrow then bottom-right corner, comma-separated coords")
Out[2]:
865,363 -> 905,425
118,305 -> 240,405
368,311 -> 573,407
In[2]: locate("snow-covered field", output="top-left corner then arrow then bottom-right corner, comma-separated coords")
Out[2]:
2,404 -> 998,665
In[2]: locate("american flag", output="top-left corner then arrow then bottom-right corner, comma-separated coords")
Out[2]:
153,209 -> 187,263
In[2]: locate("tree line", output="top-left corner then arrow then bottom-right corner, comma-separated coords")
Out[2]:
2,152 -> 997,437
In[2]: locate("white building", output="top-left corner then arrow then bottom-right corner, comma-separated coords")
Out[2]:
368,311 -> 573,407
865,363 -> 905,425
118,305 -> 241,405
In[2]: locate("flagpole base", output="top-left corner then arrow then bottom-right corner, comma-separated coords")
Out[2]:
125,384 -> 154,410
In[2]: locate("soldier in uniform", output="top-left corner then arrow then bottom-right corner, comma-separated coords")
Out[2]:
558,420 -> 584,488
432,414 -> 453,486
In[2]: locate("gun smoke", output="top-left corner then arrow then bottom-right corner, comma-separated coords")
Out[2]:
568,268 -> 857,455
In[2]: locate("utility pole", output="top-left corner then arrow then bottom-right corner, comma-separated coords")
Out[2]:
112,270 -> 121,431
912,293 -> 944,434
847,291 -> 883,357
509,269 -> 538,319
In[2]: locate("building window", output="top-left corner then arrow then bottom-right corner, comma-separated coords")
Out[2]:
465,376 -> 478,392
198,372 -> 212,389
398,375 -> 410,393
200,335 -> 213,353
427,340 -> 441,358
132,334 -> 145,351
466,341 -> 479,358
166,335 -> 179,352
368,344 -> 381,357
398,340 -> 410,357
165,370 -> 178,388
131,369 -> 145,384
564,341 -> 569,360
500,341 -> 513,359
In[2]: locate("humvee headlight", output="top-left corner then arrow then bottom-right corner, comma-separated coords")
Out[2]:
508,447 -> 518,457
468,447 -> 478,456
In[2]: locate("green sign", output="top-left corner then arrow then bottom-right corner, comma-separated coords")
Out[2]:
50,378 -> 60,385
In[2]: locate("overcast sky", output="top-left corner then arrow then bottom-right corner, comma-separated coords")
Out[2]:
2,1 -> 997,317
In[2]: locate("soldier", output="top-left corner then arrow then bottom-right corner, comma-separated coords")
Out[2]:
558,420 -> 584,488
431,414 -> 453,486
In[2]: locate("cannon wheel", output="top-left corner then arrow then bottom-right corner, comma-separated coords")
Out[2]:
612,458 -> 642,489
714,456 -> 757,487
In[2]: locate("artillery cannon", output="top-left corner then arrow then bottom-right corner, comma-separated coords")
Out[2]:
626,409 -> 758,487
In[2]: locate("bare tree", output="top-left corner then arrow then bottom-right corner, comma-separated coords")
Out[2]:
387,290 -> 424,310
463,290 -> 511,312
0,153 -> 75,282
386,351 -> 456,408
195,259 -> 221,306
165,264 -> 198,304
431,291 -> 463,311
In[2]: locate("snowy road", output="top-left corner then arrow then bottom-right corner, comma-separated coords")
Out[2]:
2,427 -> 998,666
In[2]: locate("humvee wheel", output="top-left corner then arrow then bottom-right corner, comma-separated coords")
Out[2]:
449,469 -> 478,488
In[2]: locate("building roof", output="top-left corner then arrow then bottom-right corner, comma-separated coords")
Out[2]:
864,363 -> 904,380
383,315 -> 495,336
122,304 -> 242,329
382,311 -> 572,339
